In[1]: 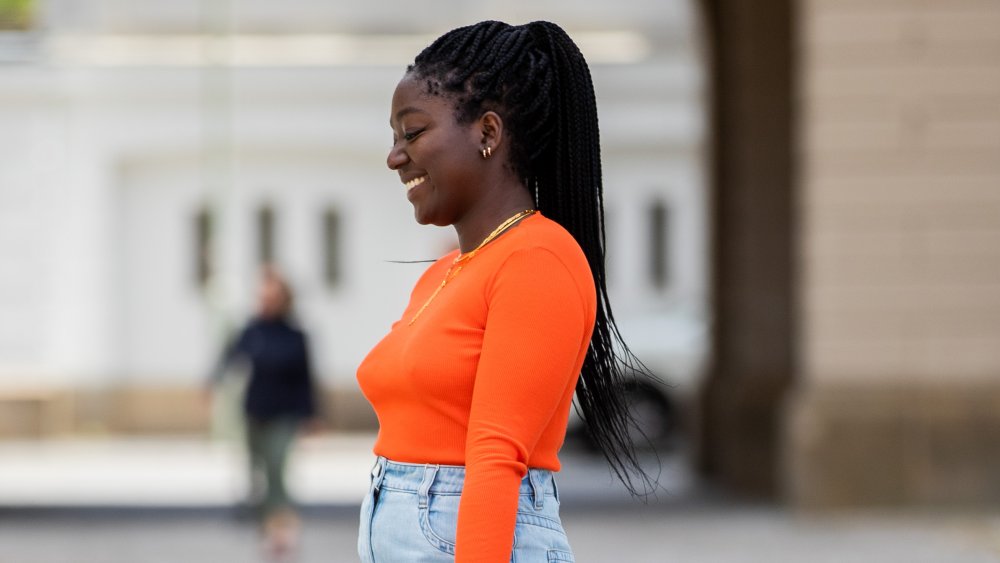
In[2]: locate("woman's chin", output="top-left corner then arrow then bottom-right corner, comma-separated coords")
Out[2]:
412,210 -> 451,228
411,206 -> 430,225
410,201 -> 442,226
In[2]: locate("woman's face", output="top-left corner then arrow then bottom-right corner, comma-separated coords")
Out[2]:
387,73 -> 483,226
257,277 -> 287,319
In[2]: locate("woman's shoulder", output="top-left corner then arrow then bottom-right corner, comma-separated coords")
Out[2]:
517,213 -> 586,254
504,213 -> 591,276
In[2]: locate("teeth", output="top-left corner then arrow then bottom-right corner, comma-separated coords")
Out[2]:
405,176 -> 427,190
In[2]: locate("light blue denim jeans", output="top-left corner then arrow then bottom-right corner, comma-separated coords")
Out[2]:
358,456 -> 575,562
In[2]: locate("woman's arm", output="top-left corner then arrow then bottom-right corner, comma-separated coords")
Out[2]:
456,247 -> 592,561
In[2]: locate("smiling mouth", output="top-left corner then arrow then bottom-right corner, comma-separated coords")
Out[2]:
405,176 -> 428,191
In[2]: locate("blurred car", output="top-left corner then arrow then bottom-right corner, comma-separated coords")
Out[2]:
565,305 -> 709,452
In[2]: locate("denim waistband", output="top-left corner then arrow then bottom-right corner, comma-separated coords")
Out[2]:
369,456 -> 558,508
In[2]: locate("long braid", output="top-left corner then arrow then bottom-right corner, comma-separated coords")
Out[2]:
410,21 -> 658,496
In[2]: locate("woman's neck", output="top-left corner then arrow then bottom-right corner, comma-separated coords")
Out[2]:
454,187 -> 536,253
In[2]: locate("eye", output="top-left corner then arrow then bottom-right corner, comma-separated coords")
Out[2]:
403,128 -> 424,141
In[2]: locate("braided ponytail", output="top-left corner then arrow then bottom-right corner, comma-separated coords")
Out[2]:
410,20 -> 658,496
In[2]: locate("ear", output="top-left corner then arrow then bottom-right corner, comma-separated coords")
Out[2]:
477,111 -> 505,152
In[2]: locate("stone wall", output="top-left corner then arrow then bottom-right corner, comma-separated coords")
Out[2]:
788,0 -> 1000,507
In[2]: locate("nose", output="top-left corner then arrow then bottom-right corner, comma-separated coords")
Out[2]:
386,142 -> 408,170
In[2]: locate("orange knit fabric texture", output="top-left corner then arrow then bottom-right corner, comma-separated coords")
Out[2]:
357,213 -> 596,561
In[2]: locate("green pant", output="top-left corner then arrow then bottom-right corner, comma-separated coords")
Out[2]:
245,416 -> 300,519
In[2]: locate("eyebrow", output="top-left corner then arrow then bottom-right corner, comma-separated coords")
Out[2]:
390,106 -> 426,126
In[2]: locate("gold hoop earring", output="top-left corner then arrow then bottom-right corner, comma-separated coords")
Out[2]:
480,146 -> 492,159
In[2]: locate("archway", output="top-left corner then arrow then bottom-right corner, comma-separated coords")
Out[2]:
696,0 -> 797,498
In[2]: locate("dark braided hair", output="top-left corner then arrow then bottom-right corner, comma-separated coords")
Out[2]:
408,20 -> 658,496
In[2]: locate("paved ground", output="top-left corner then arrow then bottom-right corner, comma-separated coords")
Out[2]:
1,434 -> 999,562
3,504 -> 1000,562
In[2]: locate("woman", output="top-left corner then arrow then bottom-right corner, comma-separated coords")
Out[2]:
357,20 -> 651,562
209,267 -> 318,556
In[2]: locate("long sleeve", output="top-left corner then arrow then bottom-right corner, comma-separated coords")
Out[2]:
455,248 -> 593,561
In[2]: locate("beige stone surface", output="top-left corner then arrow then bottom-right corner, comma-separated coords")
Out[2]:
800,0 -> 1000,385
789,0 -> 1000,508
785,383 -> 1000,507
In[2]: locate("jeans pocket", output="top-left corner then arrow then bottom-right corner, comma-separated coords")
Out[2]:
547,549 -> 575,562
418,492 -> 459,555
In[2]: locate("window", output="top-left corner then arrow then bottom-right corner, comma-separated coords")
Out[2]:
323,207 -> 342,288
648,200 -> 670,290
257,204 -> 275,265
194,207 -> 213,287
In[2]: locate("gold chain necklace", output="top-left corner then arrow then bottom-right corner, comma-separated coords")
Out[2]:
408,209 -> 536,325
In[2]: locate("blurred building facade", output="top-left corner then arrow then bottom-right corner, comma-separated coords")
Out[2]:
0,2 -> 708,434
4,0 -> 998,511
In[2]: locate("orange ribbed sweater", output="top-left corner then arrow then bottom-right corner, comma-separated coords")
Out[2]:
357,213 -> 596,561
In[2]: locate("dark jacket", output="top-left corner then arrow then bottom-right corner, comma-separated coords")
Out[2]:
218,317 -> 317,420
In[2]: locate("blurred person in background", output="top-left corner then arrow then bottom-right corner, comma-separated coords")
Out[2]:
356,20 -> 655,562
207,265 -> 319,559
